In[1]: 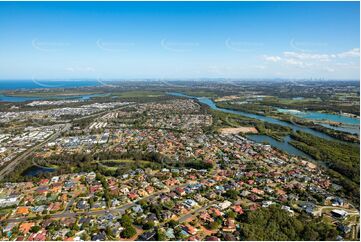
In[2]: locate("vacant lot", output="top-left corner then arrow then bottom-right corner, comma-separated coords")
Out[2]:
219,127 -> 258,134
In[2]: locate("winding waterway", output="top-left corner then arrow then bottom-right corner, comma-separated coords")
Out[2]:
277,108 -> 359,135
246,134 -> 314,160
168,92 -> 358,161
170,92 -> 341,141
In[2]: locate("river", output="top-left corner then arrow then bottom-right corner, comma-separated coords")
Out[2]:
168,92 -> 357,160
246,134 -> 314,160
169,92 -> 344,141
277,108 -> 359,135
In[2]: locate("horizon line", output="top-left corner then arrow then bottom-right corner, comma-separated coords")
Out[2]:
0,78 -> 360,82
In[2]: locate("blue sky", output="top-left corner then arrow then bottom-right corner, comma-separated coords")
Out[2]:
0,1 -> 359,80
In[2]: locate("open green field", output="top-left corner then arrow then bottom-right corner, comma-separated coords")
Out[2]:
96,159 -> 151,165
183,90 -> 219,97
94,159 -> 154,171
112,91 -> 165,98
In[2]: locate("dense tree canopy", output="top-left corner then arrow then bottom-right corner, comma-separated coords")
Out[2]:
238,206 -> 338,241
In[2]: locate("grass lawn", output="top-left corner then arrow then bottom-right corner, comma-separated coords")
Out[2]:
97,159 -> 151,164
112,91 -> 165,98
94,159 -> 152,170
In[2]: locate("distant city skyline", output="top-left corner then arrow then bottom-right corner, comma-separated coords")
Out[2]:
0,1 -> 359,80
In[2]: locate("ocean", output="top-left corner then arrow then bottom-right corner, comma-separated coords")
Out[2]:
0,80 -> 100,91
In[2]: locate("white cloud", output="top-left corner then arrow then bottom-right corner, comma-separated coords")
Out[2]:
337,48 -> 360,58
284,59 -> 305,67
263,55 -> 282,62
282,48 -> 359,61
283,51 -> 332,61
262,48 -> 360,72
